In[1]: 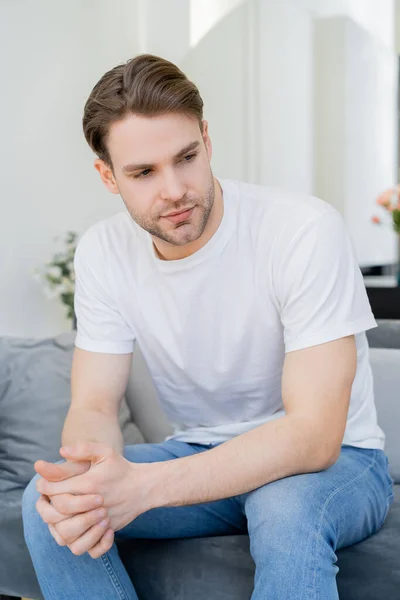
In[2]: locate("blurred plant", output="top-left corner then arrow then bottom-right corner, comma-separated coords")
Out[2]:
32,230 -> 79,322
371,187 -> 400,234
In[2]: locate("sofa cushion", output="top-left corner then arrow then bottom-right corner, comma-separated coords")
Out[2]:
0,489 -> 44,598
125,342 -> 173,443
367,319 -> 400,350
0,331 -> 144,494
369,347 -> 400,483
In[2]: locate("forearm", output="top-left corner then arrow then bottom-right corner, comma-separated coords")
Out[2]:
62,407 -> 124,455
150,415 -> 336,509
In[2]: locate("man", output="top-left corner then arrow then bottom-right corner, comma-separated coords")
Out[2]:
22,54 -> 394,599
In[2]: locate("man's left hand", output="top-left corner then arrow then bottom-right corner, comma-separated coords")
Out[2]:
35,442 -> 156,553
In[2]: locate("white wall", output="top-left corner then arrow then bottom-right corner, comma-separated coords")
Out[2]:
190,0 -> 245,46
1,0 -> 140,338
314,16 -> 398,267
257,0 -> 314,193
137,0 -> 190,64
396,0 -> 400,54
183,0 -> 314,193
296,0 -> 395,49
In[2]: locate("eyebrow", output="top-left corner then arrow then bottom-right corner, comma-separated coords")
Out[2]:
122,141 -> 201,174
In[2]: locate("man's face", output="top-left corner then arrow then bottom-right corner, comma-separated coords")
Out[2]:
97,113 -> 215,248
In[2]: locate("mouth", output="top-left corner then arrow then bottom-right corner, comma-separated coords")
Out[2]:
162,206 -> 195,224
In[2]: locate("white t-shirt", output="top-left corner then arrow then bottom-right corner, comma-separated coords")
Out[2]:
74,177 -> 385,450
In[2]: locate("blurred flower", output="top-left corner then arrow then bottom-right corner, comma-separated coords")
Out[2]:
43,287 -> 60,300
47,265 -> 62,279
376,189 -> 393,207
33,230 -> 79,322
372,188 -> 400,235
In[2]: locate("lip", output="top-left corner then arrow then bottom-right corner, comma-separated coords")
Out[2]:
162,206 -> 195,224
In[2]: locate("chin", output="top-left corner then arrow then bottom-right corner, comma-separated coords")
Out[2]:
166,225 -> 203,246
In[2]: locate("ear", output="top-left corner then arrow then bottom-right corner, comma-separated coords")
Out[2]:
201,120 -> 212,162
94,159 -> 119,194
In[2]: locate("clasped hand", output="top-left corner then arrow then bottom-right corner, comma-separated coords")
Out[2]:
34,442 -> 153,559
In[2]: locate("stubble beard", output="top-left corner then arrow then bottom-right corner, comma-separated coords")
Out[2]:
126,173 -> 215,247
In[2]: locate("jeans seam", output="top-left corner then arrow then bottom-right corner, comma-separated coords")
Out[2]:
311,456 -> 378,600
379,491 -> 394,530
101,552 -> 130,600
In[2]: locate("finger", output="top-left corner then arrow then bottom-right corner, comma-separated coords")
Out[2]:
88,529 -> 115,559
34,459 -> 90,481
68,520 -> 111,556
55,507 -> 108,545
50,493 -> 103,515
49,523 -> 67,546
36,471 -> 94,496
36,494 -> 70,525
60,442 -> 113,464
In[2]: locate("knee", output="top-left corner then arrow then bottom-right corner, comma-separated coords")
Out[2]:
245,475 -> 323,541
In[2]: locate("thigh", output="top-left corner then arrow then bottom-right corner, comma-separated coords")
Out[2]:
242,445 -> 394,552
116,440 -> 247,540
123,438 -> 211,463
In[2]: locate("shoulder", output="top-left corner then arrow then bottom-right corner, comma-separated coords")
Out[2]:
231,178 -> 335,217
225,178 -> 339,241
75,211 -> 139,260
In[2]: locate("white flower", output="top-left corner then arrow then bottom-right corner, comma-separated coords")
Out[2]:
61,277 -> 75,294
47,266 -> 62,279
43,287 -> 60,300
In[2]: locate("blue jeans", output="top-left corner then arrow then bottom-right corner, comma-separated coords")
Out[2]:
22,441 -> 394,599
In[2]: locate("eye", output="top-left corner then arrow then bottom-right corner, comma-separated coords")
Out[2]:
134,169 -> 152,179
182,153 -> 196,162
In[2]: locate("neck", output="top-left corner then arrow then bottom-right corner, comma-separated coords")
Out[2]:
152,177 -> 224,261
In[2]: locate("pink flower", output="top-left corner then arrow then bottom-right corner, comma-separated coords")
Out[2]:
376,190 -> 393,208
371,215 -> 381,224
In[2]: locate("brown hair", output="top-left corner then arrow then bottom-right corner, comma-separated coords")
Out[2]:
82,54 -> 204,167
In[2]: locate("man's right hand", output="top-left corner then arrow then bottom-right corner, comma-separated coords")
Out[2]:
35,459 -> 111,555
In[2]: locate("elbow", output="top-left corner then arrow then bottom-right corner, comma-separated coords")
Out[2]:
319,445 -> 341,470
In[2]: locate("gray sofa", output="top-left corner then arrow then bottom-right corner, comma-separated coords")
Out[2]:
1,320 -> 399,600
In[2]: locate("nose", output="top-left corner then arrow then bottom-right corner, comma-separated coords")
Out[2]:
159,169 -> 186,203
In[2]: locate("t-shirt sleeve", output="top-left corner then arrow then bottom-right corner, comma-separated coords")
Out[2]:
73,230 -> 135,354
274,209 -> 377,353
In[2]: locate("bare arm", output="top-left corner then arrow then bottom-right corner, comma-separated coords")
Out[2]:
62,347 -> 134,455
148,336 -> 357,508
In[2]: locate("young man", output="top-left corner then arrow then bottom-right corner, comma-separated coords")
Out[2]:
22,54 -> 394,599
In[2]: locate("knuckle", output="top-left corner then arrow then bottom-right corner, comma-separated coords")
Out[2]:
76,441 -> 89,454
56,536 -> 67,547
50,527 -> 66,546
104,533 -> 114,549
89,510 -> 102,525
55,494 -> 74,515
54,522 -> 70,542
69,545 -> 83,556
49,495 -> 62,513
